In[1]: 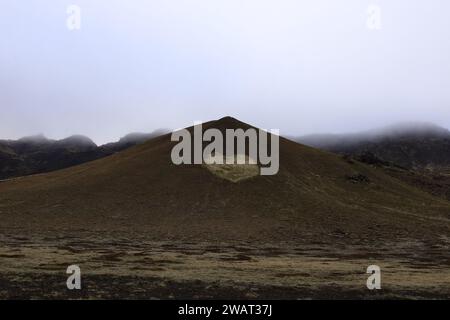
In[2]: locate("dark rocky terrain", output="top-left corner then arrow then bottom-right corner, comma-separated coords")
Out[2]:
295,122 -> 450,170
295,122 -> 450,203
0,129 -> 168,180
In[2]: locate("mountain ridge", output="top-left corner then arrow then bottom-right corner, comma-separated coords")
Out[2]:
295,122 -> 450,169
1,117 -> 449,244
0,129 -> 169,180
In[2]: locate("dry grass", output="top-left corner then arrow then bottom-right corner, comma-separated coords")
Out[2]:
203,153 -> 260,182
1,232 -> 449,299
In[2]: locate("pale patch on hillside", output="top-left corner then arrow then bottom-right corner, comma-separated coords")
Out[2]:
203,153 -> 259,182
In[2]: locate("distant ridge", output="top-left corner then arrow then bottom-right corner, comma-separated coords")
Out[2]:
295,122 -> 450,169
17,133 -> 50,144
0,129 -> 169,180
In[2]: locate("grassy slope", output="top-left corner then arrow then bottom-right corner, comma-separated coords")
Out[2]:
0,118 -> 449,243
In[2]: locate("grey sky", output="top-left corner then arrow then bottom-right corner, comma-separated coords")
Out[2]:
1,0 -> 450,144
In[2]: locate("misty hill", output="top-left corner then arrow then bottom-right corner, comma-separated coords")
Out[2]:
0,129 -> 168,180
100,129 -> 170,152
295,122 -> 450,170
1,117 -> 449,244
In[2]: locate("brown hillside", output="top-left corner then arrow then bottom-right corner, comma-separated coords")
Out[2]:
1,117 -> 449,244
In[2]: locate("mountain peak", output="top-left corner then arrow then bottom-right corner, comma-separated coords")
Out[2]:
18,134 -> 50,144
370,122 -> 450,138
217,116 -> 239,122
208,116 -> 252,131
58,135 -> 97,148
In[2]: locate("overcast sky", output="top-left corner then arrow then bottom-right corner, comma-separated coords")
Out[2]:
1,0 -> 450,144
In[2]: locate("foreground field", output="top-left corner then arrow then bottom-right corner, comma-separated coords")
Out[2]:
1,230 -> 449,299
